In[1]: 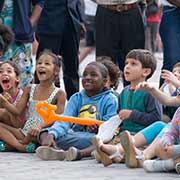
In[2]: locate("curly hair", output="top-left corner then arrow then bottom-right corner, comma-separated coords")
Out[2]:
97,56 -> 122,89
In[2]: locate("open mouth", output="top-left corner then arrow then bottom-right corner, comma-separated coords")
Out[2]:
124,71 -> 130,76
38,71 -> 46,75
2,79 -> 11,89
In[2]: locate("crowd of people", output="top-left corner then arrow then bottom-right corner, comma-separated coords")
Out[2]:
0,0 -> 180,175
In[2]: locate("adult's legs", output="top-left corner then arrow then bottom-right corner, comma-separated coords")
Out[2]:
96,6 -> 145,86
61,16 -> 80,99
159,7 -> 180,85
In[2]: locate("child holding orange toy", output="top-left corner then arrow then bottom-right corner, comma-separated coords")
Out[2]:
36,61 -> 118,161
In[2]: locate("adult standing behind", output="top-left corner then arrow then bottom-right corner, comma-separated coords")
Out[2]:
0,0 -> 45,88
95,0 -> 145,85
159,0 -> 180,84
36,0 -> 84,99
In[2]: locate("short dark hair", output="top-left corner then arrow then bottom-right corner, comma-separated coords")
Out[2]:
86,61 -> 109,79
126,49 -> 157,79
97,57 -> 122,89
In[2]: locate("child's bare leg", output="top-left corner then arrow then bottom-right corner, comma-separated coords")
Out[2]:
0,109 -> 21,128
143,137 -> 161,160
0,123 -> 27,152
0,109 -> 12,126
133,133 -> 147,148
21,133 -> 33,144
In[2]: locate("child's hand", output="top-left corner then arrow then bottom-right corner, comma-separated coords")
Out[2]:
3,92 -> 13,103
118,110 -> 132,120
88,124 -> 98,133
136,82 -> 153,91
161,69 -> 180,88
160,138 -> 172,150
163,144 -> 173,157
29,124 -> 42,137
0,94 -> 8,107
41,133 -> 57,148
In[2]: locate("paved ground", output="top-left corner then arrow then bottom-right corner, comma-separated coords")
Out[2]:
2,52 -> 179,179
0,152 -> 179,180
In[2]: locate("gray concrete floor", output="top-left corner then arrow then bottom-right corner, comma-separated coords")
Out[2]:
0,152 -> 179,180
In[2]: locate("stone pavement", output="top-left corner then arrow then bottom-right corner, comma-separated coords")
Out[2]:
0,152 -> 179,180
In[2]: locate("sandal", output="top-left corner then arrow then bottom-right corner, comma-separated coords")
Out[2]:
36,146 -> 65,160
25,142 -> 36,153
65,147 -> 81,161
120,131 -> 138,168
92,136 -> 123,166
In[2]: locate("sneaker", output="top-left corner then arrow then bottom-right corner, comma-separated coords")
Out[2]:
143,159 -> 174,172
143,160 -> 159,172
36,146 -> 65,160
65,147 -> 81,161
175,162 -> 180,174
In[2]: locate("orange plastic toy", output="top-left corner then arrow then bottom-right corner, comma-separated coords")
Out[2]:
36,101 -> 104,126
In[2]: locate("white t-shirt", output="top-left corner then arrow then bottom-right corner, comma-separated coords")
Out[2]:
161,0 -> 174,6
84,0 -> 97,16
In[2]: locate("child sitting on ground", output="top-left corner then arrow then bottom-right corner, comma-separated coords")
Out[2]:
160,62 -> 180,122
92,49 -> 162,166
120,81 -> 180,173
0,60 -> 25,128
64,57 -> 122,161
0,49 -> 66,152
35,61 -> 118,161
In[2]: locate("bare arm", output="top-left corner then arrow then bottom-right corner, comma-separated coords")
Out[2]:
136,82 -> 180,106
38,89 -> 66,129
161,70 -> 180,88
54,90 -> 66,115
0,86 -> 30,116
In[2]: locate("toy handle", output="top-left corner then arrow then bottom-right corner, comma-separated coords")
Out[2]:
36,101 -> 104,125
36,101 -> 57,123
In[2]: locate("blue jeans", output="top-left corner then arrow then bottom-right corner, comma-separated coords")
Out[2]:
159,6 -> 180,71
56,132 -> 95,150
